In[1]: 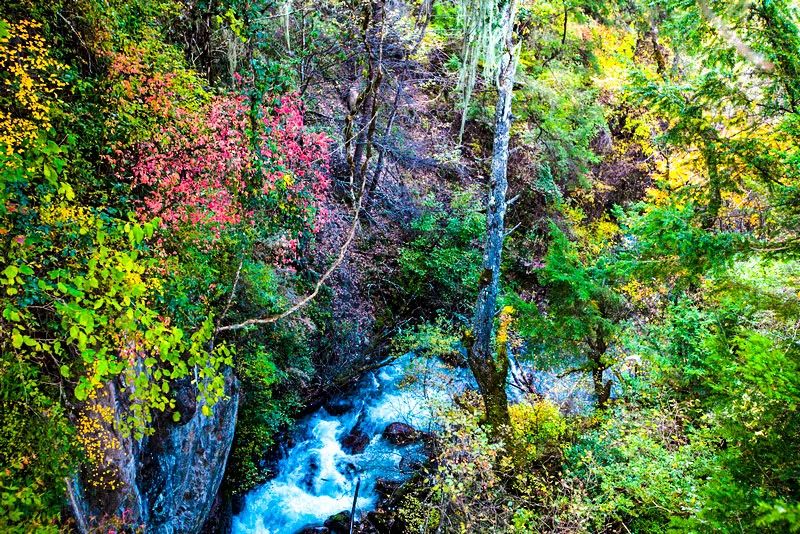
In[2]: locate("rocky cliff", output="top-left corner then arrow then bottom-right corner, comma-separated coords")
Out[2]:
68,370 -> 239,533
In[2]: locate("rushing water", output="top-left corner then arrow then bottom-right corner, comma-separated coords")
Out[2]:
232,352 -> 598,534
232,354 -> 468,534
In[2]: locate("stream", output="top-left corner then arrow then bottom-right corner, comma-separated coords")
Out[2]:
232,353 -> 596,533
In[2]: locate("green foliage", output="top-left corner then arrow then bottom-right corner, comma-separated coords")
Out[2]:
0,367 -> 75,532
225,326 -> 313,494
392,315 -> 462,363
398,189 -> 484,313
0,1 -> 334,526
616,202 -> 743,286
509,399 -> 566,465
561,404 -> 711,532
397,489 -> 442,532
757,499 -> 800,533
513,222 -> 628,405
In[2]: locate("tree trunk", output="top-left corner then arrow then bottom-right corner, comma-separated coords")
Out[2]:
466,0 -> 518,440
589,334 -> 611,408
591,363 -> 611,409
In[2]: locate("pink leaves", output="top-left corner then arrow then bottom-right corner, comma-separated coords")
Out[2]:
122,94 -> 251,236
260,93 -> 332,231
113,84 -> 331,262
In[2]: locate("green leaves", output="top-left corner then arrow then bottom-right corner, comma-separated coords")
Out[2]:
398,189 -> 485,313
74,380 -> 89,402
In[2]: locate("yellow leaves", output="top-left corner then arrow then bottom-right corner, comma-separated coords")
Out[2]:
496,306 -> 515,347
571,214 -> 620,257
508,398 -> 566,465
0,19 -> 66,154
588,24 -> 637,94
39,202 -> 99,232
75,393 -> 123,490
620,278 -> 659,305
646,151 -> 703,208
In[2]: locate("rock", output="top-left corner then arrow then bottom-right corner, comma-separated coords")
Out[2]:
324,397 -> 354,416
382,422 -> 419,445
438,347 -> 468,368
230,492 -> 245,516
301,453 -> 320,491
366,509 -> 401,534
375,478 -> 403,506
341,427 -> 370,454
200,490 -> 232,534
374,478 -> 401,499
399,456 -> 425,473
324,510 -> 352,534
172,377 -> 197,425
336,458 -> 358,478
299,527 -> 330,534
67,368 -> 240,533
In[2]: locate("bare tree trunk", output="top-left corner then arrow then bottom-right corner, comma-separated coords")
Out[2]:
366,80 -> 403,207
344,1 -> 385,196
589,333 -> 611,408
466,0 -> 518,439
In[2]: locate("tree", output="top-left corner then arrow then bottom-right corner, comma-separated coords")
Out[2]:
519,225 -> 628,408
461,0 -> 520,437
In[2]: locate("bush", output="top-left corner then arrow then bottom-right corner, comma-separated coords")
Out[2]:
509,399 -> 567,465
557,404 -> 710,533
398,189 -> 484,314
392,315 -> 463,364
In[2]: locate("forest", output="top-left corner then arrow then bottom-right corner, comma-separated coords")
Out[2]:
1,0 -> 799,532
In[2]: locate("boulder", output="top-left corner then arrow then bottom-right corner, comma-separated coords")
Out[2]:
374,478 -> 401,499
324,397 -> 355,416
399,456 -> 425,473
382,422 -> 419,445
324,510 -> 352,534
68,369 -> 240,533
299,527 -> 330,534
341,427 -> 370,454
438,347 -> 468,368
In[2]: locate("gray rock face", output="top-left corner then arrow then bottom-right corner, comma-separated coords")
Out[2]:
69,369 -> 239,533
143,372 -> 239,533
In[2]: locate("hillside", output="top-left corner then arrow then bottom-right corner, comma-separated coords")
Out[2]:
1,0 -> 800,532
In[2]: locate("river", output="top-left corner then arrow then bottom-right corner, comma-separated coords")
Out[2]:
231,352 -> 594,533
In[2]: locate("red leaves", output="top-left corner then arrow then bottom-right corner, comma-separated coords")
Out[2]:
128,94 -> 252,233
110,59 -> 331,264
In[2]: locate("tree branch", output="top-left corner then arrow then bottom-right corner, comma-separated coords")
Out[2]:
696,0 -> 775,73
216,175 -> 367,333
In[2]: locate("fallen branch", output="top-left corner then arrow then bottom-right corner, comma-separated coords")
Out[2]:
219,259 -> 244,322
504,221 -> 522,237
216,176 -> 367,333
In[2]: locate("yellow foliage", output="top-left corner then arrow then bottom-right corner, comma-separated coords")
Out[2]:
496,306 -> 515,347
509,399 -> 566,464
39,203 -> 101,231
589,24 -> 638,94
76,397 -> 123,491
0,19 -> 66,155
